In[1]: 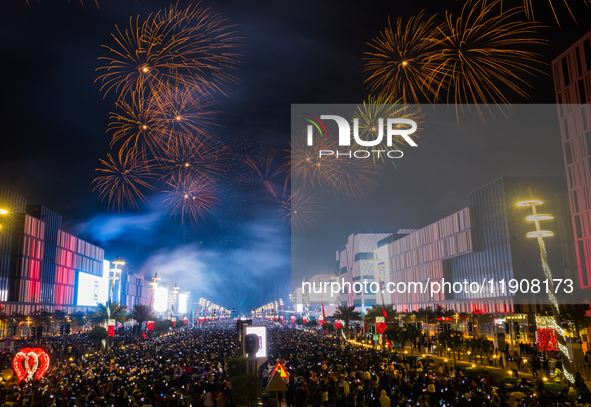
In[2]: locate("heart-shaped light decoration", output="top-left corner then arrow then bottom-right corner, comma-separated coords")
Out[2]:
12,348 -> 50,382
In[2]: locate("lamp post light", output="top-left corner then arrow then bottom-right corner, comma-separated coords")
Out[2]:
517,198 -> 574,383
148,274 -> 161,308
109,256 -> 125,304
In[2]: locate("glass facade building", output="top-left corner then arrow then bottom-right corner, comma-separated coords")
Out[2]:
336,230 -> 408,308
0,187 -> 105,314
553,30 -> 591,289
380,177 -> 577,314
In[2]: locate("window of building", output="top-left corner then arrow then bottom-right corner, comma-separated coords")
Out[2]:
565,141 -> 574,164
579,240 -> 589,287
584,39 -> 591,72
562,57 -> 570,87
576,47 -> 583,77
573,189 -> 580,213
579,79 -> 587,104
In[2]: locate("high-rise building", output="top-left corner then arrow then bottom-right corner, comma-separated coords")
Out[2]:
553,30 -> 591,288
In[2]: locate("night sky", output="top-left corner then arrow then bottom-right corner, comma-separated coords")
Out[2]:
1,0 -> 590,312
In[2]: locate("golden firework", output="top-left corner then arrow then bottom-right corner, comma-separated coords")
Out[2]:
425,0 -> 547,117
279,188 -> 323,231
511,0 -> 591,26
290,129 -> 339,189
157,134 -> 228,182
150,82 -> 220,141
93,150 -> 156,211
290,129 -> 380,201
364,11 -> 441,103
163,174 -> 218,225
96,3 -> 241,101
244,149 -> 289,201
107,87 -> 164,157
352,94 -> 423,164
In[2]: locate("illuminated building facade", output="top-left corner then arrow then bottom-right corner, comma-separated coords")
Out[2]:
336,230 -> 411,308
0,187 -> 105,314
379,177 -> 577,314
0,188 -> 26,302
119,270 -> 151,309
552,30 -> 591,289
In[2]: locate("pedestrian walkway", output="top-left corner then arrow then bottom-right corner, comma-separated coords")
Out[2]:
411,347 -> 591,389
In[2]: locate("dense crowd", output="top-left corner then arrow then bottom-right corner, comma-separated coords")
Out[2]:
265,327 -> 591,407
0,322 -> 590,407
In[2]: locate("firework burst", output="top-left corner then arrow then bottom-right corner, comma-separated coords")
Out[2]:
352,94 -> 423,164
157,134 -> 228,182
290,129 -> 380,201
510,0 -> 591,26
279,188 -> 323,231
107,88 -> 164,157
364,11 -> 441,104
163,174 -> 218,225
93,150 -> 157,211
150,82 -> 220,141
96,2 -> 241,101
244,149 -> 289,201
290,129 -> 339,189
328,153 -> 380,201
424,0 -> 547,116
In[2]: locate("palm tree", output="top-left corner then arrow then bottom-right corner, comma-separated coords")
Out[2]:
31,310 -> 52,335
364,304 -> 397,325
333,305 -> 362,339
399,322 -> 422,355
52,310 -> 67,335
132,304 -> 153,327
90,301 -> 129,324
88,326 -> 109,352
69,311 -> 86,332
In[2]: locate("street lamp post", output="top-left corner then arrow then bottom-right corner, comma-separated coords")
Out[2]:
148,274 -> 161,308
109,256 -> 125,304
518,198 -> 574,383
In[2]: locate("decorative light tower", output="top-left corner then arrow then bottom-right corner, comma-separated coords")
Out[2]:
148,273 -> 161,308
169,284 -> 180,320
517,198 -> 574,382
107,256 -> 124,323
109,256 -> 125,304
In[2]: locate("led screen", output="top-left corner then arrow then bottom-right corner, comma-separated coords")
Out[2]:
76,263 -> 109,307
153,287 -> 168,312
244,325 -> 267,358
178,293 -> 188,314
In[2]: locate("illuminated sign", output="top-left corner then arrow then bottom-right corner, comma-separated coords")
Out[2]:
153,287 -> 168,312
12,348 -> 50,382
178,293 -> 188,314
244,325 -> 267,359
76,266 -> 109,307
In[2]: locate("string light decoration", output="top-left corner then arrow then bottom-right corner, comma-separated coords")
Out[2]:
520,200 -> 574,380
536,326 -> 558,352
12,348 -> 50,382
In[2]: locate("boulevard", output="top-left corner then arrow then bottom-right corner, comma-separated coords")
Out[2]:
1,321 -> 591,407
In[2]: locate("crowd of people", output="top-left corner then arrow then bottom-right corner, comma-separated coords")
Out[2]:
0,322 -> 589,407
